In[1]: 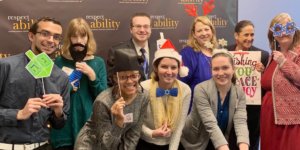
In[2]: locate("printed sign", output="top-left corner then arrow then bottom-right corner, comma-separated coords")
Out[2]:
230,51 -> 261,105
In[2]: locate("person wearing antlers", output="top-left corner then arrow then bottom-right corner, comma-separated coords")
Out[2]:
74,49 -> 149,150
136,40 -> 191,150
260,13 -> 300,150
179,16 -> 218,113
50,18 -> 107,150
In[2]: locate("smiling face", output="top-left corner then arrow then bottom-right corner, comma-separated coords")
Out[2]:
235,25 -> 254,50
28,21 -> 62,55
193,22 -> 213,47
115,71 -> 140,98
155,57 -> 179,89
211,55 -> 235,88
130,16 -> 151,44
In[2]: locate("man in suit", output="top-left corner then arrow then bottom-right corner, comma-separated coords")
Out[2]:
107,12 -> 155,86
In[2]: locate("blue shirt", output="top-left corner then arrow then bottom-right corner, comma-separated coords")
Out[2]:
217,90 -> 230,133
179,46 -> 212,112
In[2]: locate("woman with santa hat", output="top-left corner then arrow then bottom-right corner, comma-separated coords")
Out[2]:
136,39 -> 191,150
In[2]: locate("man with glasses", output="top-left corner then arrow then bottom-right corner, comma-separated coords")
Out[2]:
0,17 -> 70,150
107,12 -> 155,86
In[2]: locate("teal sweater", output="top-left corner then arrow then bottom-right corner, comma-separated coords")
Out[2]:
50,56 -> 107,148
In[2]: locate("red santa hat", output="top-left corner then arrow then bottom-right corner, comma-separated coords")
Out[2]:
153,39 -> 189,77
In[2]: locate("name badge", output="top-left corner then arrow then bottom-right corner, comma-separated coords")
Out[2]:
124,113 -> 133,123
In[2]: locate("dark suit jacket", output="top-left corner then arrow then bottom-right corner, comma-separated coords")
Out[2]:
107,39 -> 155,86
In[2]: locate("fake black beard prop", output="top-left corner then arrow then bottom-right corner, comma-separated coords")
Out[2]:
69,43 -> 88,62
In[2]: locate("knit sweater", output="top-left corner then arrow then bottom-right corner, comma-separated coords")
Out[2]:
74,88 -> 149,150
271,49 -> 300,125
51,56 -> 107,148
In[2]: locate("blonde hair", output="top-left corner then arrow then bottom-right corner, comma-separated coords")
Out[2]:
267,13 -> 300,50
187,16 -> 218,51
61,18 -> 96,56
293,27 -> 300,50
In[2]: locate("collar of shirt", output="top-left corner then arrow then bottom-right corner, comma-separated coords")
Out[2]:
132,39 -> 150,61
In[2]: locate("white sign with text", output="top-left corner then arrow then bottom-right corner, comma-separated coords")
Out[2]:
230,51 -> 261,105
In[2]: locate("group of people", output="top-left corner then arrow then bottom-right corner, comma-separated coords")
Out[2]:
0,11 -> 299,150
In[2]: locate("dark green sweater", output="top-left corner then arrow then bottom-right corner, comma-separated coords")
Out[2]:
50,56 -> 107,148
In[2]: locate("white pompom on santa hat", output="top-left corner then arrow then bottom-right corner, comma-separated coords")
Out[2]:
153,39 -> 189,77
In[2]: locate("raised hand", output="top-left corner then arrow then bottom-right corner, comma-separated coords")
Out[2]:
43,94 -> 64,118
254,62 -> 265,72
75,62 -> 96,81
272,51 -> 286,65
17,98 -> 48,120
111,97 -> 126,127
152,121 -> 172,138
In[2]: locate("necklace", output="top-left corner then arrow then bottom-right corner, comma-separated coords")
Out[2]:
203,53 -> 211,66
202,54 -> 212,77
200,48 -> 212,65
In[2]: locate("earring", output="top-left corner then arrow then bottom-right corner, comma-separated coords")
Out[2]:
273,39 -> 277,51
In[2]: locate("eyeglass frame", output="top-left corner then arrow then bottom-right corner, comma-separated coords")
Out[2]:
36,30 -> 63,42
118,73 -> 141,82
131,24 -> 151,30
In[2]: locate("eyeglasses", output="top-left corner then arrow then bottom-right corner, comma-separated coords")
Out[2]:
118,73 -> 140,81
132,24 -> 151,30
36,30 -> 62,42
